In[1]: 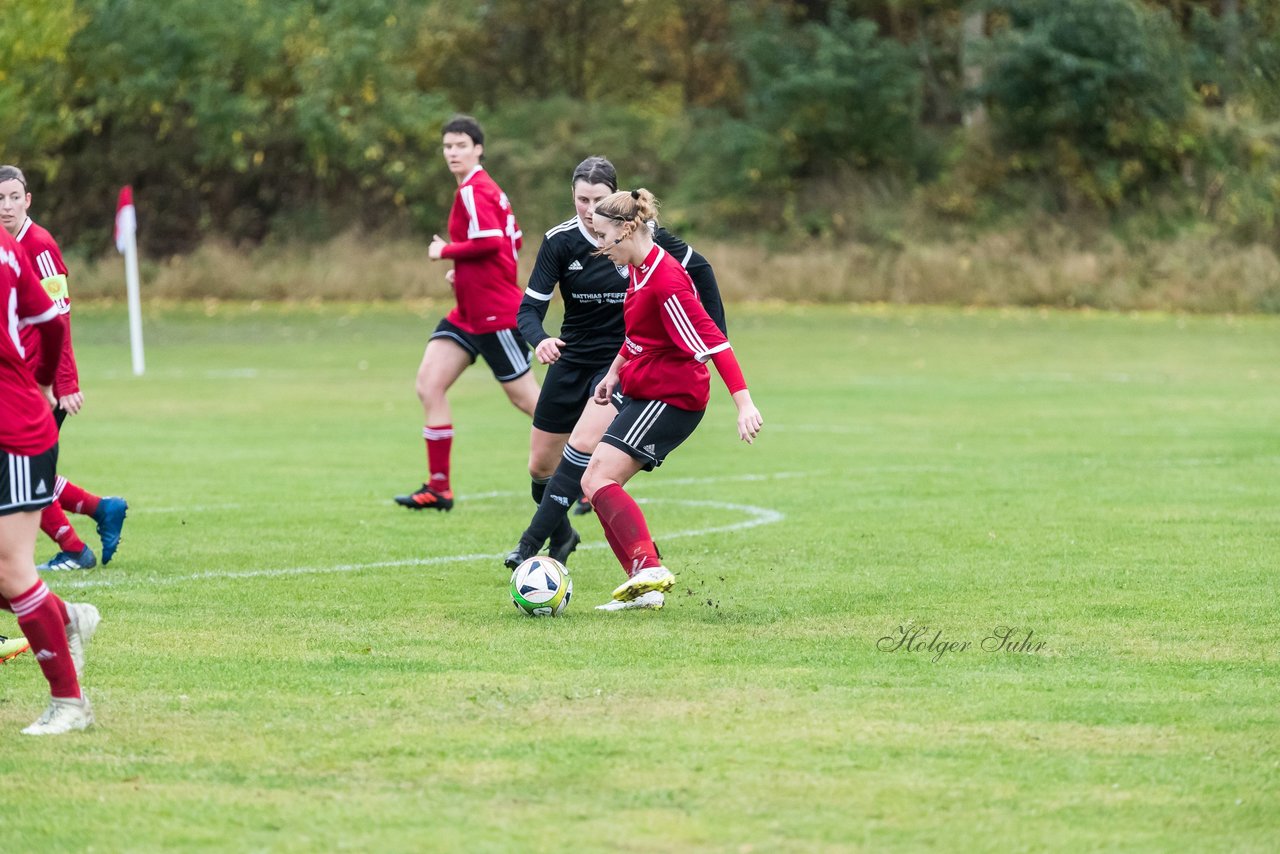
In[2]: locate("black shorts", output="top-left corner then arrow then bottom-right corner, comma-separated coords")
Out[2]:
0,443 -> 59,516
600,393 -> 705,471
430,317 -> 532,382
532,361 -> 610,434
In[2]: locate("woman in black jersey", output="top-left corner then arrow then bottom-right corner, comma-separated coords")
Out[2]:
506,156 -> 725,570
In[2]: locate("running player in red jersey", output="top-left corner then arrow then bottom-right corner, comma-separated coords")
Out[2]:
395,116 -> 539,512
0,165 -> 129,572
580,189 -> 763,611
0,225 -> 101,734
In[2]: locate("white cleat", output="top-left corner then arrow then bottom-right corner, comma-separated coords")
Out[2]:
611,565 -> 676,602
21,695 -> 95,736
596,591 -> 665,612
65,602 -> 101,678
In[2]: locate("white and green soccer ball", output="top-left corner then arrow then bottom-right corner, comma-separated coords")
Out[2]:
509,556 -> 572,617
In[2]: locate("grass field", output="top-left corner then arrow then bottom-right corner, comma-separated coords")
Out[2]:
2,301 -> 1278,852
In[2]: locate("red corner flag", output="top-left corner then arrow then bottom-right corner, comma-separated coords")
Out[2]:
114,186 -> 136,254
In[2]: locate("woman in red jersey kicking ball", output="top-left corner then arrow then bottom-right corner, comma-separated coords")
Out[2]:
0,226 -> 100,734
580,190 -> 763,611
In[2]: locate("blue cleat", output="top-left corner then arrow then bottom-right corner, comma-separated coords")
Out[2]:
38,546 -> 97,572
92,496 -> 128,565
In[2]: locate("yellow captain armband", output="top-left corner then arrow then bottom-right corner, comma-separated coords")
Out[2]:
41,274 -> 69,302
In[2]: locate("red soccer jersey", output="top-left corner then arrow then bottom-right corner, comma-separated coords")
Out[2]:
0,229 -> 60,456
617,244 -> 734,411
16,217 -> 79,397
440,166 -> 524,335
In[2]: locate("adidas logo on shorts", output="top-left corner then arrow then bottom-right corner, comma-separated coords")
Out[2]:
643,444 -> 657,456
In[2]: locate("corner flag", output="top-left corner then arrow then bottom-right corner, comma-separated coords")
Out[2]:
115,186 -> 145,376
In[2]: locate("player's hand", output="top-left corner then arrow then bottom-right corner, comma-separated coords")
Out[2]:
428,234 -> 448,260
731,390 -> 763,444
445,269 -> 455,284
58,391 -> 84,415
593,373 -> 618,405
38,384 -> 56,408
535,338 -> 564,365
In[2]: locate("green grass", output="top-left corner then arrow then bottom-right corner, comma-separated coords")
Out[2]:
2,302 -> 1278,852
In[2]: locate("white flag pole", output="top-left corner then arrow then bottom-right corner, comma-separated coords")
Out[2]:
115,186 -> 144,376
124,228 -> 144,376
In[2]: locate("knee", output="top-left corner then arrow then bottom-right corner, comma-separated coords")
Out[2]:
580,471 -> 609,502
416,377 -> 442,406
528,457 -> 556,481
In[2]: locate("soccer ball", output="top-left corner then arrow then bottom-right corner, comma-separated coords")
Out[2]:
509,556 -> 572,617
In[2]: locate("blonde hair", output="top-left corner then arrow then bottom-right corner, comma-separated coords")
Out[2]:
593,188 -> 659,231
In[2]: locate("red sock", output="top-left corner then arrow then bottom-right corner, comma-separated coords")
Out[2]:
423,424 -> 453,493
592,483 -> 661,577
597,513 -> 633,572
40,502 -> 87,554
57,477 -> 101,517
11,581 -> 80,699
2,593 -> 71,627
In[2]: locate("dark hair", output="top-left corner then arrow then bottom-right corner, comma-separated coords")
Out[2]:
572,156 -> 617,192
0,165 -> 27,190
441,114 -> 485,147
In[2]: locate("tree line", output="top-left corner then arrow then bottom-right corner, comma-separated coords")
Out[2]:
2,0 -> 1277,254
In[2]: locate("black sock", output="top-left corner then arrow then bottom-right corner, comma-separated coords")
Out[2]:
531,475 -> 550,505
523,444 -> 590,550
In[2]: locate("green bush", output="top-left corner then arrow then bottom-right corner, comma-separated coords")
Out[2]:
3,0 -> 445,254
978,0 -> 1195,207
675,0 -> 923,235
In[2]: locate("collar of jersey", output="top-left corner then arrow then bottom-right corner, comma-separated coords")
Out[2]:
632,244 -> 666,291
14,217 -> 32,242
575,217 -> 599,247
460,164 -> 485,185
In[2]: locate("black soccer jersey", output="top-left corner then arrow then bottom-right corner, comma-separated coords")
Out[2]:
517,217 -> 726,368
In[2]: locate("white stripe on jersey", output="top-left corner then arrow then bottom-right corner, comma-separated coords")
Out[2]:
662,294 -> 714,360
460,183 -> 505,238
544,218 -> 579,239
680,246 -> 693,267
15,218 -> 32,242
523,287 -> 554,302
37,250 -> 57,281
623,401 -> 666,449
18,304 -> 58,329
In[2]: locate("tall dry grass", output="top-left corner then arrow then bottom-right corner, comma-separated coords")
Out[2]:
69,227 -> 1280,313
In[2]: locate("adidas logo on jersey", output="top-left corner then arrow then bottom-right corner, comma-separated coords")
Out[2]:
568,260 -> 583,271
552,495 -> 570,507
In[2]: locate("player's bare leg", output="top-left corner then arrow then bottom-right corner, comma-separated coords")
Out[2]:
396,339 -> 471,511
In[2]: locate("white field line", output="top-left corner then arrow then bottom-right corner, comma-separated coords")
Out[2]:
51,498 -> 783,591
134,471 -> 813,514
